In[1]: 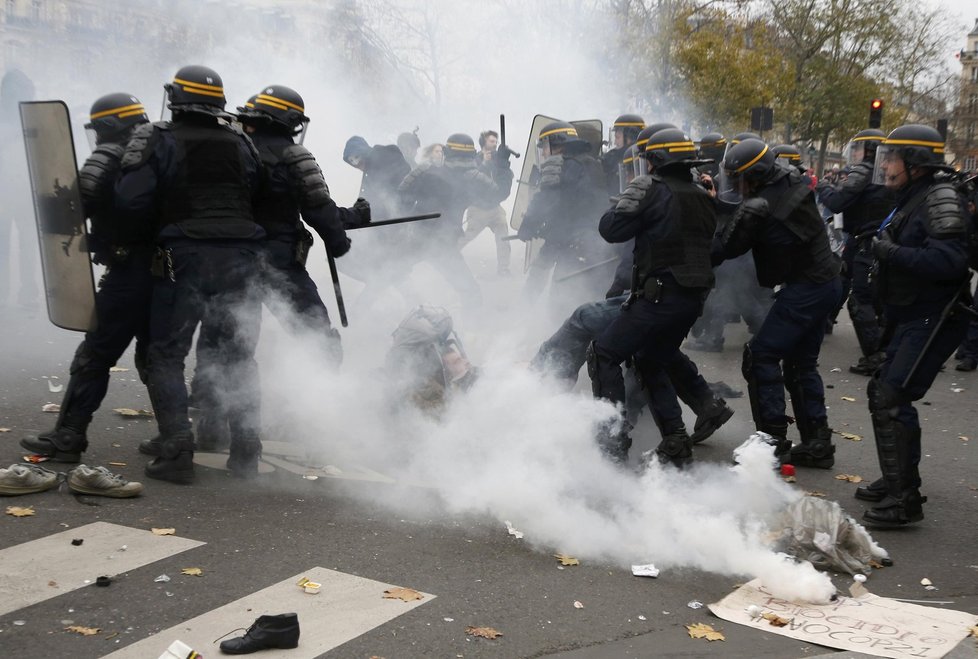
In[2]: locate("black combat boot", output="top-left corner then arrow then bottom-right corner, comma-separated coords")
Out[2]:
196,412 -> 230,452
654,431 -> 694,469
20,417 -> 90,463
849,351 -> 884,376
862,423 -> 923,527
226,439 -> 262,479
144,434 -> 195,484
690,397 -> 734,444
790,421 -> 836,469
138,435 -> 163,457
756,423 -> 792,466
219,613 -> 300,654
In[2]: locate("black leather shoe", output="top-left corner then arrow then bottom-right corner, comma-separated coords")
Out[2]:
20,427 -> 88,463
220,613 -> 300,654
954,358 -> 977,372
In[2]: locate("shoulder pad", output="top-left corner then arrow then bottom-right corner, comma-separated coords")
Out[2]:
398,161 -> 431,191
539,155 -> 564,189
844,163 -> 871,188
283,144 -> 332,208
119,122 -> 161,170
78,143 -> 125,204
926,183 -> 966,236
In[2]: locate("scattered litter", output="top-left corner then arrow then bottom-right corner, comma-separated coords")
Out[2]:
154,575 -> 171,583
0,427 -> 10,432
301,475 -> 319,481
951,388 -> 965,393
830,367 -> 842,373
118,545 -> 127,552
13,620 -> 26,626
65,625 -> 99,636
960,436 -> 969,441
637,615 -> 647,621
921,578 -> 932,586
854,574 -> 867,583
554,553 -> 579,566
109,367 -> 129,372
805,491 -> 827,498
383,587 -> 423,602
925,585 -> 938,591
746,605 -> 761,618
573,600 -> 584,609
6,506 -> 35,517
151,528 -> 175,536
181,567 -> 203,577
631,563 -> 660,578
48,581 -> 57,587
22,455 -> 49,463
465,626 -> 502,639
834,430 -> 863,442
762,612 -> 791,627
835,473 -> 864,483
504,520 -> 524,539
687,600 -> 703,610
686,622 -> 725,641
443,617 -> 454,622
41,403 -> 60,413
113,408 -> 153,417
96,576 -> 111,587
840,396 -> 857,402
107,462 -> 126,467
969,625 -> 978,639
47,380 -> 63,393
296,577 -> 321,594
71,539 -> 83,546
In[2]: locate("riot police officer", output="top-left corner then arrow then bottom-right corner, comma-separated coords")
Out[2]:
716,138 -> 842,468
398,132 -> 513,308
857,125 -> 972,527
587,128 -> 717,466
518,121 -> 610,309
816,129 -> 895,375
115,65 -> 264,483
21,94 -> 154,462
600,113 -> 645,196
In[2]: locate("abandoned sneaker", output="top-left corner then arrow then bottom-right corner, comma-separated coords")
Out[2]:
67,464 -> 143,498
0,464 -> 60,496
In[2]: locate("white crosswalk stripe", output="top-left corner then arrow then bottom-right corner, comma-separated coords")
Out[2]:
0,521 -> 204,617
102,567 -> 434,658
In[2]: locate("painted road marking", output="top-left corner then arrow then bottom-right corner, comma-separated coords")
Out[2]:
0,521 -> 204,617
103,566 -> 434,658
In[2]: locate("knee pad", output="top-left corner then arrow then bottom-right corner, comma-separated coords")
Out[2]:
867,376 -> 902,420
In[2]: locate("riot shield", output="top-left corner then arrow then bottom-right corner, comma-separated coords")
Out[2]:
19,100 -> 96,331
510,116 -> 604,273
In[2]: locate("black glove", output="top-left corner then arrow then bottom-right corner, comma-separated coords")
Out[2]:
352,197 -> 371,225
494,145 -> 516,168
329,236 -> 351,258
871,235 -> 899,261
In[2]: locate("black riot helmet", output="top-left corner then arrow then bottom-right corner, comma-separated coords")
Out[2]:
697,132 -> 726,162
609,113 -> 645,148
537,121 -> 580,159
722,138 -> 776,198
84,93 -> 149,146
633,122 -> 678,155
872,124 -> 951,187
643,128 -> 697,172
771,144 -> 802,163
237,85 -> 310,139
444,133 -> 477,161
164,65 -> 227,116
844,128 -> 885,166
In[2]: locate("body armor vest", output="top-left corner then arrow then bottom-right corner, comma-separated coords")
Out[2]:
253,140 -> 301,237
634,173 -> 716,289
159,122 -> 254,233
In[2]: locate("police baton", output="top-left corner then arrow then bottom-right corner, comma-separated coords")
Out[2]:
553,256 -> 621,283
500,114 -> 521,159
346,212 -> 440,230
899,285 -> 975,389
324,248 -> 348,328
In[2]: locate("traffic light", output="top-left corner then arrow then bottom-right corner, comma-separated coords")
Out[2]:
869,98 -> 884,128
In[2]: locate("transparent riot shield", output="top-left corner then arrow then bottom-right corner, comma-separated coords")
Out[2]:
510,116 -> 604,273
19,100 -> 96,331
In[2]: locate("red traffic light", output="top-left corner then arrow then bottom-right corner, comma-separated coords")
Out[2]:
871,99 -> 883,109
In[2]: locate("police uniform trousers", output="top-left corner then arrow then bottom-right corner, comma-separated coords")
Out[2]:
745,277 -> 843,431
846,236 -> 884,357
146,240 -> 262,443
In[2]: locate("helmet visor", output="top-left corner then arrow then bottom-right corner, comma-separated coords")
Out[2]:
872,144 -> 902,186
83,124 -> 98,151
844,140 -> 866,167
716,169 -> 745,205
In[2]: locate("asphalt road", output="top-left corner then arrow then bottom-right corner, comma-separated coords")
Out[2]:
1,290 -> 976,659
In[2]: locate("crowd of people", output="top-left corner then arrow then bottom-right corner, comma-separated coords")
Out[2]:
3,63 -> 977,531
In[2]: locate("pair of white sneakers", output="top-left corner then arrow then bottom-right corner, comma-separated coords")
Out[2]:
0,463 -> 143,498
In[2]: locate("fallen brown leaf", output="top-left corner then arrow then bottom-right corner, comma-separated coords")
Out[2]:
783,475 -> 797,483
65,625 -> 99,636
107,462 -> 127,467
151,528 -> 175,536
805,491 -> 827,497
466,626 -> 503,639
383,587 -> 423,602
686,622 -> 725,641
42,403 -> 61,413
834,431 -> 862,441
762,612 -> 791,627
868,559 -> 885,569
48,580 -> 57,587
6,506 -> 35,517
968,625 -> 978,639
835,474 -> 864,483
840,396 -> 857,402
181,567 -> 203,577
0,427 -> 10,432
554,553 -> 580,566
959,436 -> 969,441
113,408 -> 154,417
